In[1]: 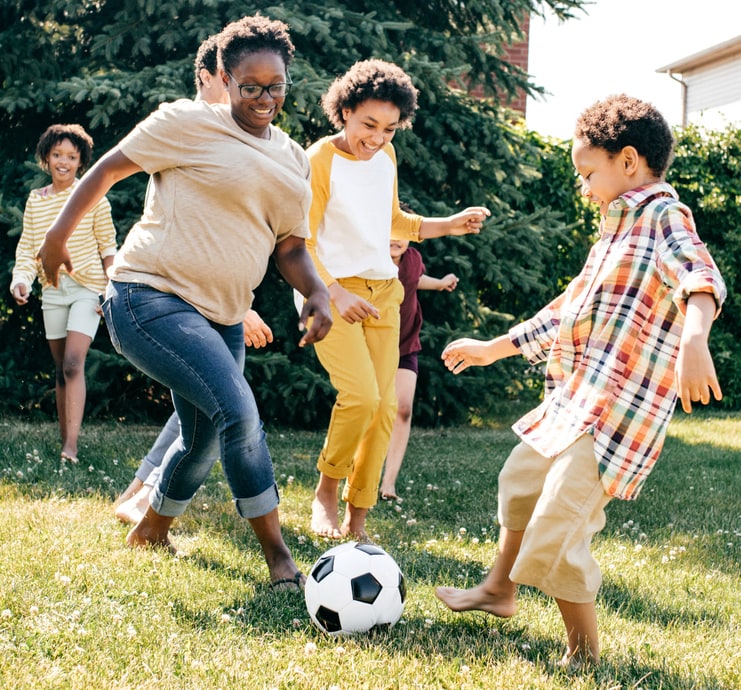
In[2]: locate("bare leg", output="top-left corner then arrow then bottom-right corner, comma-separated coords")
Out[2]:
116,477 -> 144,505
48,338 -> 69,457
311,473 -> 342,538
248,509 -> 305,586
50,331 -> 93,461
379,368 -> 417,500
341,503 -> 370,542
115,484 -> 152,525
435,526 -> 523,618
555,598 -> 600,665
126,505 -> 175,552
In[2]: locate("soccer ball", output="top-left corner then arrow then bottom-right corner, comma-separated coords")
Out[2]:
304,541 -> 406,635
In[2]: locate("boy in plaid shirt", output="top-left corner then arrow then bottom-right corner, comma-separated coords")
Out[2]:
435,94 -> 726,666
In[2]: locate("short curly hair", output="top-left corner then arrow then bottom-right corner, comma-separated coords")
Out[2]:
217,14 -> 294,75
35,124 -> 94,173
574,94 -> 675,178
194,33 -> 220,89
321,59 -> 419,130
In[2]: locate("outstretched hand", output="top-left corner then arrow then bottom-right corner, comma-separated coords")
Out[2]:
446,207 -> 490,236
441,337 -> 494,374
37,238 -> 73,288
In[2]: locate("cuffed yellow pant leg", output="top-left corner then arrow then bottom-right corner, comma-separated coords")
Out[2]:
314,277 -> 403,509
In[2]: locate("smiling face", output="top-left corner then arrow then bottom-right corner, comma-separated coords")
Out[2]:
223,49 -> 288,138
334,99 -> 401,160
389,238 -> 410,264
46,138 -> 82,192
571,137 -> 635,217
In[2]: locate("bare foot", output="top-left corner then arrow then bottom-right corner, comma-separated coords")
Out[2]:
556,650 -> 597,669
378,485 -> 399,501
435,582 -> 517,618
126,507 -> 176,554
114,484 -> 151,525
311,496 -> 341,539
115,477 -> 144,506
340,504 -> 370,542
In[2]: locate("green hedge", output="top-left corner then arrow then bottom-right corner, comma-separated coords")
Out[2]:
1,1 -> 737,426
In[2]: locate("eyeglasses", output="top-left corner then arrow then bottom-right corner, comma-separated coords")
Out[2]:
225,70 -> 292,99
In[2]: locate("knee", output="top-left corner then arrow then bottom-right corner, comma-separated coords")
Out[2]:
62,355 -> 85,381
338,389 -> 380,418
395,400 -> 413,423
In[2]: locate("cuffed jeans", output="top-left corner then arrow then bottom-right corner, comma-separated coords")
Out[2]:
102,281 -> 278,519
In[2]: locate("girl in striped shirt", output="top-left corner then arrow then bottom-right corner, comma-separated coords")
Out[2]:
10,124 -> 117,464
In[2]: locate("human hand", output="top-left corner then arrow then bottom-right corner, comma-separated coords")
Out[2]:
674,338 -> 722,413
11,284 -> 30,306
441,337 -> 496,374
446,207 -> 490,236
330,284 -> 379,324
439,273 -> 459,292
298,289 -> 333,346
242,309 -> 273,348
37,238 -> 73,288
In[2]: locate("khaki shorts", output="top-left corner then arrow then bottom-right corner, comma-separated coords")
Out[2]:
497,434 -> 611,603
42,275 -> 101,340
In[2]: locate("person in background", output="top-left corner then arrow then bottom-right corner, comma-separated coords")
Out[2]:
39,15 -> 332,592
304,58 -> 489,542
11,123 -> 117,465
113,32 -> 274,526
378,230 -> 459,502
435,94 -> 726,666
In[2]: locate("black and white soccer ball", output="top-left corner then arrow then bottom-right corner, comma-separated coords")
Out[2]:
304,541 -> 406,635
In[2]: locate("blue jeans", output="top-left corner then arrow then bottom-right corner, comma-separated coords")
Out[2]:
103,281 -> 278,518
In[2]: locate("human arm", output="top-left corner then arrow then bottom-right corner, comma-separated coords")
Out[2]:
272,235 -> 332,346
37,148 -> 143,287
674,292 -> 722,413
418,273 -> 459,292
418,207 -> 490,240
10,195 -> 43,305
242,309 -> 273,349
441,333 -> 520,374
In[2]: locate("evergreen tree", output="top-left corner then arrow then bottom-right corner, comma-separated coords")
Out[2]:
0,1 -> 606,425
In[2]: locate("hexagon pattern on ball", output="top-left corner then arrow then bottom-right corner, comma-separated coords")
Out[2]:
305,542 -> 406,635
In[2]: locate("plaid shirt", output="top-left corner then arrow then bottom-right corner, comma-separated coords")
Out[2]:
509,183 -> 726,500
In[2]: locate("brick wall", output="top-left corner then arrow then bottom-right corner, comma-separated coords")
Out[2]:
464,13 -> 530,116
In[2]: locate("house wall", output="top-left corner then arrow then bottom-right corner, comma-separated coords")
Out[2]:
685,53 -> 741,113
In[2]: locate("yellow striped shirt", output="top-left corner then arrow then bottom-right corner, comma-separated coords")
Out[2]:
12,180 -> 117,294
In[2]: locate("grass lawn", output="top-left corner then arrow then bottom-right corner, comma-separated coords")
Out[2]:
0,409 -> 738,689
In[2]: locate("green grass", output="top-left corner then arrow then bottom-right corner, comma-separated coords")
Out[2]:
0,410 -> 738,689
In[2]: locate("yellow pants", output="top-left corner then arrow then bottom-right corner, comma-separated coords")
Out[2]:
314,277 -> 404,509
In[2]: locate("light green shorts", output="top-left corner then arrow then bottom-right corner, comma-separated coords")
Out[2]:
41,274 -> 101,340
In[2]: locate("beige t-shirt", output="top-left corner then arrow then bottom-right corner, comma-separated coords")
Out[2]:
111,99 -> 311,324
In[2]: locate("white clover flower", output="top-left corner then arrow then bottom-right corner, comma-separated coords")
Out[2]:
220,613 -> 232,623
304,642 -> 318,655
1,609 -> 12,619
